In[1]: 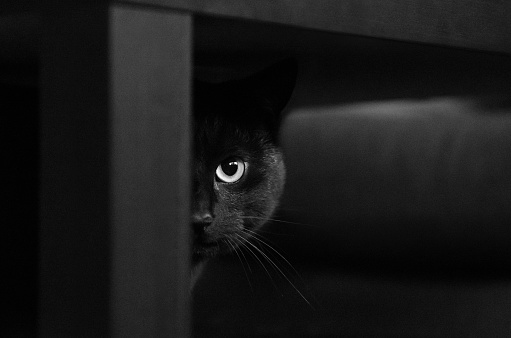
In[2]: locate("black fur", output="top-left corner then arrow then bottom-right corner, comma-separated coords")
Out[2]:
192,59 -> 297,267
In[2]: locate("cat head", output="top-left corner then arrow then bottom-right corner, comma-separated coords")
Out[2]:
192,59 -> 297,265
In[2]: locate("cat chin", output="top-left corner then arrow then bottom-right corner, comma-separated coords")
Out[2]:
193,242 -> 222,260
191,242 -> 232,288
190,260 -> 207,290
190,249 -> 221,289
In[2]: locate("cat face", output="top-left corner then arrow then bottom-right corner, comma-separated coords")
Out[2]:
192,60 -> 297,265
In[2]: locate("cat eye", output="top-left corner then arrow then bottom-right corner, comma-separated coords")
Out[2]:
215,157 -> 246,183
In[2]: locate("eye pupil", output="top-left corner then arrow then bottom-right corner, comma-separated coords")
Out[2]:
221,161 -> 238,176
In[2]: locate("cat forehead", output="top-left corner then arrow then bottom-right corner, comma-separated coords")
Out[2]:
193,114 -> 274,170
195,116 -> 268,149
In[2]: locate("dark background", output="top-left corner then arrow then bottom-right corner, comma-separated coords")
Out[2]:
3,11 -> 511,338
193,16 -> 511,337
3,78 -> 38,336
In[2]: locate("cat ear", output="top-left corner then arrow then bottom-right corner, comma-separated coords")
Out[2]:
244,58 -> 298,116
248,59 -> 298,114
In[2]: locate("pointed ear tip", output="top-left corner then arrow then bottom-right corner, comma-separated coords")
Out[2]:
274,58 -> 298,78
267,59 -> 298,115
279,58 -> 298,90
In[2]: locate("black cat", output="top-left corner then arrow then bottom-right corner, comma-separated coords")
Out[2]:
191,59 -> 297,284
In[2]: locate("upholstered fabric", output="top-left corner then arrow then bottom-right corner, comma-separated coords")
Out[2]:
281,99 -> 511,268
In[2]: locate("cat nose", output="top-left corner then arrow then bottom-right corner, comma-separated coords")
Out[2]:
192,211 -> 213,224
192,212 -> 213,234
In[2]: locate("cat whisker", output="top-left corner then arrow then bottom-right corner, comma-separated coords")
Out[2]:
224,237 -> 253,291
243,229 -> 300,277
241,228 -> 287,254
237,234 -> 312,307
240,216 -> 316,227
232,238 -> 253,274
232,234 -> 280,293
242,228 -> 315,305
241,226 -> 294,237
240,227 -> 269,240
274,206 -> 309,213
